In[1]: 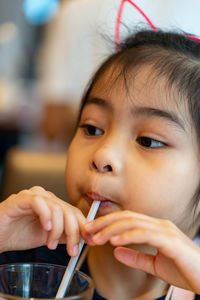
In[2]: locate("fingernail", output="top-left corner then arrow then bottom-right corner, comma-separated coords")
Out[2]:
85,222 -> 93,230
71,245 -> 79,256
45,221 -> 52,231
50,240 -> 59,249
110,236 -> 119,244
92,233 -> 102,243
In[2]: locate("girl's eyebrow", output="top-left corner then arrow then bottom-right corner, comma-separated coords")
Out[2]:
133,107 -> 186,131
85,97 -> 185,131
85,97 -> 112,111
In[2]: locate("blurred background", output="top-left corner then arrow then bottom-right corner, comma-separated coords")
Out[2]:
0,0 -> 200,202
0,0 -> 69,200
0,0 -> 130,201
0,0 -> 118,202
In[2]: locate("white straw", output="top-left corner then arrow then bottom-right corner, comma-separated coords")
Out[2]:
164,285 -> 174,300
56,200 -> 101,298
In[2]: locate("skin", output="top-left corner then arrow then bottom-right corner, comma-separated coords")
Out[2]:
0,64 -> 200,298
65,65 -> 200,298
0,186 -> 86,256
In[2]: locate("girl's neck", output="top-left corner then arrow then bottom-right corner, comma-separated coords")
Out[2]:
87,244 -> 168,300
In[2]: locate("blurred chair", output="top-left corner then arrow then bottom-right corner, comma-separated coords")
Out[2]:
0,146 -> 67,201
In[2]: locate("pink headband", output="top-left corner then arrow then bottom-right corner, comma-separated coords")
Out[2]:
115,0 -> 200,52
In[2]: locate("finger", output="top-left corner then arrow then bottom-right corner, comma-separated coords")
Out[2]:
29,186 -> 48,195
114,247 -> 156,276
74,209 -> 95,246
91,216 -> 162,245
85,211 -> 133,233
31,187 -> 67,208
61,202 -> 87,235
110,227 -> 167,250
63,208 -> 81,257
85,210 -> 157,234
110,225 -> 184,265
91,218 -> 136,245
75,208 -> 88,235
0,192 -> 52,233
114,247 -> 192,290
46,203 -> 64,249
24,195 -> 52,231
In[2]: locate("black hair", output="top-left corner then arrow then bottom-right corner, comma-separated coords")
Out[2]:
79,30 -> 200,125
77,30 -> 200,229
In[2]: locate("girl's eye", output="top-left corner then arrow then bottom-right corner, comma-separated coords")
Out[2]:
80,124 -> 103,136
136,136 -> 166,148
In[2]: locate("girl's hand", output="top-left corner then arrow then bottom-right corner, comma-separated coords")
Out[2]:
85,210 -> 200,294
0,186 -> 86,256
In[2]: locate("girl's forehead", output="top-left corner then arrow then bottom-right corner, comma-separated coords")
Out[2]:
86,64 -> 192,130
90,64 -> 183,110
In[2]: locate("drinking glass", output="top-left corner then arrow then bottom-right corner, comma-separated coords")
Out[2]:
0,263 -> 94,300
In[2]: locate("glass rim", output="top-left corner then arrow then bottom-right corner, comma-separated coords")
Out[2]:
0,262 -> 95,300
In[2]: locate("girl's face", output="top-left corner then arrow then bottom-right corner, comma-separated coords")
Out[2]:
66,65 -> 200,234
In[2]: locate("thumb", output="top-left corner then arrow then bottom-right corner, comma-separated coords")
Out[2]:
114,246 -> 156,276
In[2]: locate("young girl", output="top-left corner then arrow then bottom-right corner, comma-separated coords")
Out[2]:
0,30 -> 200,299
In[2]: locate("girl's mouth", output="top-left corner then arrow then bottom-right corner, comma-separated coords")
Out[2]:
86,192 -> 115,209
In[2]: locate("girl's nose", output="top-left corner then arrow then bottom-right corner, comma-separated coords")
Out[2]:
92,161 -> 113,173
90,146 -> 123,175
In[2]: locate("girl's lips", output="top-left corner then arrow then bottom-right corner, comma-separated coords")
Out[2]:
86,192 -> 114,208
86,192 -> 110,202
